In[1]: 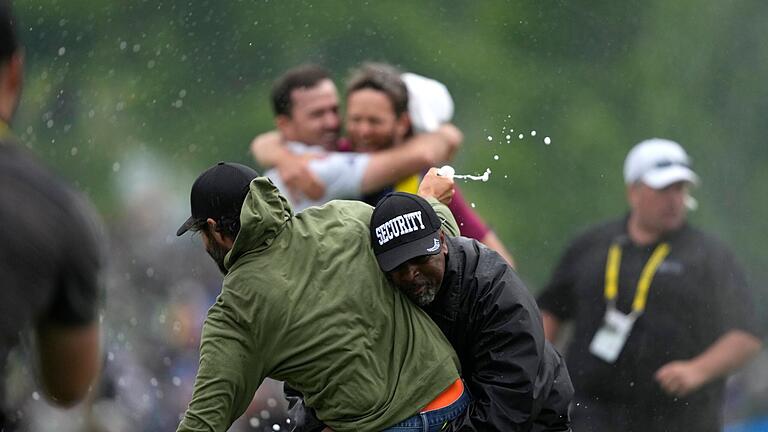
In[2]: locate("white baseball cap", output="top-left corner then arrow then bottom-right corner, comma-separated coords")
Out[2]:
401,72 -> 454,134
623,138 -> 699,189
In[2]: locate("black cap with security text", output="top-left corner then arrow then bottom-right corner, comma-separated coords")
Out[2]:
370,192 -> 443,272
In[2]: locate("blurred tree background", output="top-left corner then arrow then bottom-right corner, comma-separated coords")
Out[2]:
8,0 -> 768,427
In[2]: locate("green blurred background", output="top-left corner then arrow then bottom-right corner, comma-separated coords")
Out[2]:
14,0 -> 767,299
8,0 -> 768,428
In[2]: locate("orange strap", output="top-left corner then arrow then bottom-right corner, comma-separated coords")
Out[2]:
421,379 -> 464,413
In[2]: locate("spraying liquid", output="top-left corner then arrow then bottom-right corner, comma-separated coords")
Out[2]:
437,165 -> 491,182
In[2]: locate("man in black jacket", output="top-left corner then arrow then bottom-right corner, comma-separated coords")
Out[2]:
370,192 -> 573,432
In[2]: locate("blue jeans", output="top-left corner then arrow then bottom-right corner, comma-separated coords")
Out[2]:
381,385 -> 470,432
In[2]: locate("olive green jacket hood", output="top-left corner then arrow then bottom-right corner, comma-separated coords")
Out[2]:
224,177 -> 292,270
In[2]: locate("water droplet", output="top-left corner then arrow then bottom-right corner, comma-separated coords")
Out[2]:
179,89 -> 187,98
505,135 -> 511,140
493,155 -> 499,160
272,425 -> 281,431
57,47 -> 66,56
132,44 -> 141,52
172,376 -> 182,387
70,147 -> 78,156
249,417 -> 260,428
531,130 -> 537,136
267,398 -> 277,408
518,133 -> 524,139
470,202 -> 476,208
486,135 -> 493,141
260,410 -> 271,419
544,137 -> 551,145
32,392 -> 40,401
46,119 -> 54,128
119,41 -> 127,50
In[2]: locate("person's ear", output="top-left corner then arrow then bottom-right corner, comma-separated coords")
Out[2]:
206,218 -> 235,248
395,113 -> 411,140
440,230 -> 448,254
275,114 -> 294,135
626,183 -> 639,210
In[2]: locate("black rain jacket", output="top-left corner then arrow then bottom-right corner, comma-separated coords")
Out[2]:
431,236 -> 572,431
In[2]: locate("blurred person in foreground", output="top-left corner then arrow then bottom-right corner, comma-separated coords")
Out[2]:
175,164 -> 468,432
250,63 -> 515,267
287,191 -> 573,432
537,139 -> 763,431
0,1 -> 103,428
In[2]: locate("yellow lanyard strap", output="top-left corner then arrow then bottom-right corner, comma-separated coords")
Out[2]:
0,120 -> 9,140
604,242 -> 670,314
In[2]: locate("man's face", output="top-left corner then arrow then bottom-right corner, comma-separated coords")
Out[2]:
628,181 -> 689,235
346,88 -> 408,152
278,78 -> 340,149
201,230 -> 230,275
386,235 -> 447,306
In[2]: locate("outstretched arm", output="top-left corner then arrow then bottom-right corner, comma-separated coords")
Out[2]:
362,124 -> 462,194
250,130 -> 289,169
655,330 -> 761,397
177,301 -> 264,432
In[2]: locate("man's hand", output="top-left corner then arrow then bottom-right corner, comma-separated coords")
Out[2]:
275,154 -> 326,201
418,167 -> 455,205
249,131 -> 326,200
654,360 -> 708,397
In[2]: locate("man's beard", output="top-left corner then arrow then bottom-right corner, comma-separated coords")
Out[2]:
206,242 -> 229,275
401,281 -> 439,307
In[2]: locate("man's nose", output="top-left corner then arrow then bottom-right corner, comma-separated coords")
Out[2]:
404,263 -> 420,280
324,112 -> 340,128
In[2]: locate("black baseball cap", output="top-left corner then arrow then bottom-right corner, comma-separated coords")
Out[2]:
176,162 -> 259,236
370,192 -> 443,272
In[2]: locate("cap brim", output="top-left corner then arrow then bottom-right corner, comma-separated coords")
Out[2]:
642,166 -> 699,189
376,231 -> 442,272
176,216 -> 197,236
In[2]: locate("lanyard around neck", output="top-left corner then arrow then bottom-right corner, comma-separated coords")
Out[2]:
604,241 -> 670,315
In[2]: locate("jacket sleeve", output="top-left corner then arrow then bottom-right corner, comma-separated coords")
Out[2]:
176,295 -> 266,432
446,267 -> 545,432
426,197 -> 460,237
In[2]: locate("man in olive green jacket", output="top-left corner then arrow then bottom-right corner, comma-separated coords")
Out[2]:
175,163 -> 462,432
